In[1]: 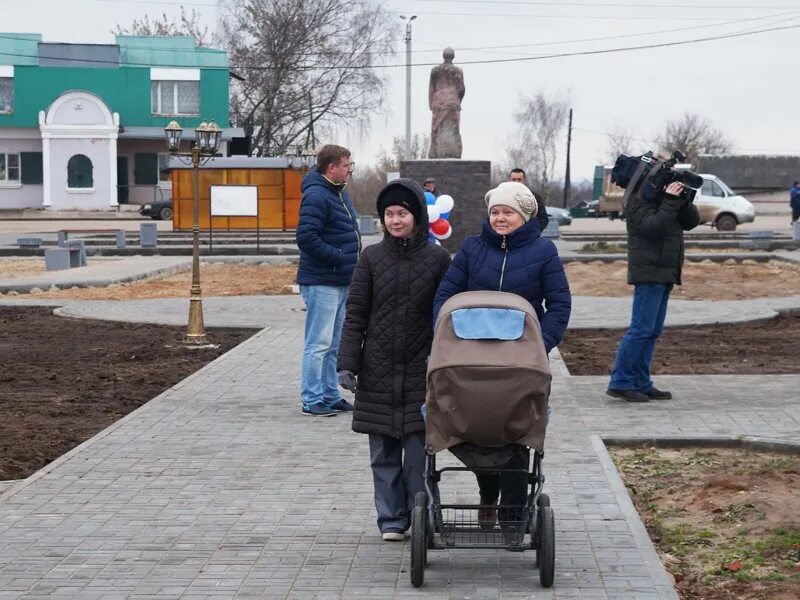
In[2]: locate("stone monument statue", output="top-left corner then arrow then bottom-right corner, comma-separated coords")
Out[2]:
428,47 -> 465,159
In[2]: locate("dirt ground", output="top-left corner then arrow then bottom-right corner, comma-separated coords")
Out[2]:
21,263 -> 298,300
10,260 -> 800,302
560,311 -> 800,376
579,242 -> 769,255
0,259 -> 47,279
565,260 -> 800,300
0,307 -> 256,481
611,446 -> 800,600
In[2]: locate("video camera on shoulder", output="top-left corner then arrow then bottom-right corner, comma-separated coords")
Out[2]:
611,150 -> 703,203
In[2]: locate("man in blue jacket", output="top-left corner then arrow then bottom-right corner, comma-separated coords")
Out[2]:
296,145 -> 361,416
790,181 -> 800,225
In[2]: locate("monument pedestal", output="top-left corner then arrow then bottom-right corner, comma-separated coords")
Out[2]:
400,159 -> 491,252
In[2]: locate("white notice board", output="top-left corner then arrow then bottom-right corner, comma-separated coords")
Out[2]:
210,185 -> 258,216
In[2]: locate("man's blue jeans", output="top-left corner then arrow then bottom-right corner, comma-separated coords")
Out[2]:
300,285 -> 348,409
609,283 -> 672,392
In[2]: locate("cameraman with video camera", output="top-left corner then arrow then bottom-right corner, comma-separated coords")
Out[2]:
606,152 -> 701,403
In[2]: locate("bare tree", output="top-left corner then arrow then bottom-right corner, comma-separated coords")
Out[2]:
604,125 -> 638,164
221,0 -> 397,156
504,92 -> 569,204
655,112 -> 733,165
376,134 -> 430,172
348,134 -> 429,214
113,8 -> 211,46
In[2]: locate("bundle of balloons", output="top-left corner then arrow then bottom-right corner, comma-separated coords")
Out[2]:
424,192 -> 455,245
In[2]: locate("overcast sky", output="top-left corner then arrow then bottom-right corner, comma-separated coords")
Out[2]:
4,0 -> 800,180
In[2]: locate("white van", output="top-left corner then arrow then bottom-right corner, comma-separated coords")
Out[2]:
694,174 -> 755,231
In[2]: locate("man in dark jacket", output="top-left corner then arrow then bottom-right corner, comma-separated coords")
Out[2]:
607,180 -> 700,403
423,177 -> 441,198
509,168 -> 549,231
295,144 -> 361,416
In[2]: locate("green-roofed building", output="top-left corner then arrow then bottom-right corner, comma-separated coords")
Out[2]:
0,33 -> 241,210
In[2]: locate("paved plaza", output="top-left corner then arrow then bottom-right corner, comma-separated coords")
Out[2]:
0,253 -> 799,599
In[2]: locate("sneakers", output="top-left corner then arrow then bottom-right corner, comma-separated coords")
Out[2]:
301,405 -> 338,417
643,387 -> 673,400
382,530 -> 406,542
330,399 -> 354,412
606,388 -> 649,403
607,387 -> 673,402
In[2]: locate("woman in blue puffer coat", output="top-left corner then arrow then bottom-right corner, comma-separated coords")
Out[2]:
432,181 -> 572,537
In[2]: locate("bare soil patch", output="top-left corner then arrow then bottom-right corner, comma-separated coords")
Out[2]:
23,262 -> 298,300
13,260 -> 800,302
565,260 -> 800,300
580,242 -> 776,255
0,307 -> 256,481
560,311 -> 800,375
611,446 -> 800,600
0,259 -> 46,279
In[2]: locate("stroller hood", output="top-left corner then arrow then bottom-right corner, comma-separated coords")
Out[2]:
425,291 -> 552,454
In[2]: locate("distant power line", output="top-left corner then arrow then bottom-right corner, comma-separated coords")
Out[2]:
96,0 -> 780,21
412,0 -> 799,11
2,18 -> 797,69
363,23 -> 800,69
418,11 -> 799,51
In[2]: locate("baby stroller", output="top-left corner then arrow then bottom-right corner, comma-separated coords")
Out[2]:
410,291 -> 555,588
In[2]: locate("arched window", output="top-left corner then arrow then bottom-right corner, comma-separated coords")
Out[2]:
67,154 -> 93,188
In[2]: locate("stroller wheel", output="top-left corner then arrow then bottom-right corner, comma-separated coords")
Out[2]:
414,491 -> 431,563
410,505 -> 426,587
531,494 -> 551,554
537,507 -> 555,588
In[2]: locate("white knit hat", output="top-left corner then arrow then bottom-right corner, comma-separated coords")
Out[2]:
485,181 -> 538,222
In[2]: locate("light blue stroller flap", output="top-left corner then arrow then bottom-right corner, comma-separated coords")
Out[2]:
450,308 -> 526,341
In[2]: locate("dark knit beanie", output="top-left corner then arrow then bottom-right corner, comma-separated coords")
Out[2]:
377,185 -> 423,224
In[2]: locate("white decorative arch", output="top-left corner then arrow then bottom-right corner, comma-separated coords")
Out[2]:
38,90 -> 120,208
42,90 -> 117,127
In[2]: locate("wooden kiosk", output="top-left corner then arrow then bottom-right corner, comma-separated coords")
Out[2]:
169,157 -> 304,231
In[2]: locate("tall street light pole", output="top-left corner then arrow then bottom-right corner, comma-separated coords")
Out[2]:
400,15 -> 416,160
563,108 -> 573,209
164,119 -> 222,345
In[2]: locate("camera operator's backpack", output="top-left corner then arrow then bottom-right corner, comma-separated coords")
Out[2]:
615,152 -> 667,216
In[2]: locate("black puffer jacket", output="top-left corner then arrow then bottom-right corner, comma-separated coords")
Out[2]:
625,190 -> 700,285
338,179 -> 452,438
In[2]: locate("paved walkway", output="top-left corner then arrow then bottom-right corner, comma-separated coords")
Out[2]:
1,299 -> 800,599
3,293 -> 790,329
1,251 -> 799,598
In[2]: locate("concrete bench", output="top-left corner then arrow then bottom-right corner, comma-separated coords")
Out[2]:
357,215 -> 378,235
744,230 -> 774,250
140,222 -> 158,248
58,229 -> 126,249
45,246 -> 82,271
542,221 -> 561,240
17,237 -> 43,249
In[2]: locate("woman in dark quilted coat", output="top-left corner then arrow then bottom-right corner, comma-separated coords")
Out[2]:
337,178 -> 451,541
433,181 -> 571,540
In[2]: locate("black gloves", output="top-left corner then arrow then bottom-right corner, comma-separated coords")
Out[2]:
338,370 -> 357,393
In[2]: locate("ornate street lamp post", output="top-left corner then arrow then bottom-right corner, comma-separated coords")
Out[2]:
284,145 -> 316,173
164,119 -> 222,345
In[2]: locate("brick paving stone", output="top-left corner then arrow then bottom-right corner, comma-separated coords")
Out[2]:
1,283 -> 799,598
